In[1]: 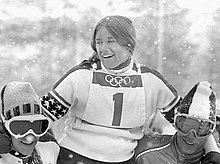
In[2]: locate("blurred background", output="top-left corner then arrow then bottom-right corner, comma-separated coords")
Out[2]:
0,0 -> 220,141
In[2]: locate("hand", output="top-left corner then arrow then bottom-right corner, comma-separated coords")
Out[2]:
0,122 -> 12,154
202,151 -> 220,164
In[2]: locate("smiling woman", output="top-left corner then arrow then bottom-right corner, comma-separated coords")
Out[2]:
92,16 -> 135,70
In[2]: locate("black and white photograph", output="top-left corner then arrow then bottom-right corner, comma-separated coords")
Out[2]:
0,0 -> 220,163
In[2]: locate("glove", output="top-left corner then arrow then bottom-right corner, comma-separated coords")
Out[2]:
0,122 -> 12,154
202,151 -> 220,164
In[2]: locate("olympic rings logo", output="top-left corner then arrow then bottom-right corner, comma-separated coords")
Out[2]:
105,75 -> 131,87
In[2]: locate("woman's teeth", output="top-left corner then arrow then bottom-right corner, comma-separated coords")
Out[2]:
103,54 -> 114,58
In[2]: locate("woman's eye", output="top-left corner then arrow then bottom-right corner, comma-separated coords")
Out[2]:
96,41 -> 102,45
108,40 -> 115,43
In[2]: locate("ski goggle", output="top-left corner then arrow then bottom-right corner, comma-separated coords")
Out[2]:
174,114 -> 215,138
4,115 -> 50,138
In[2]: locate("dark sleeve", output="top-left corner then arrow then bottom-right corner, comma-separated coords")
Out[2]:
135,134 -> 172,159
0,122 -> 12,154
202,151 -> 220,164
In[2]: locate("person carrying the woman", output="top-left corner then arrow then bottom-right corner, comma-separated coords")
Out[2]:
0,81 -> 59,164
135,81 -> 220,164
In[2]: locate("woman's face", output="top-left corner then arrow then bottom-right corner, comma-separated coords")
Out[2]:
95,27 -> 130,69
12,134 -> 38,155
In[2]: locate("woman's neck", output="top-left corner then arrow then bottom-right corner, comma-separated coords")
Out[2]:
110,56 -> 131,70
102,57 -> 133,75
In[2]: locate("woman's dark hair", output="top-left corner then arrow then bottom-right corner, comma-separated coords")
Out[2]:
91,15 -> 136,53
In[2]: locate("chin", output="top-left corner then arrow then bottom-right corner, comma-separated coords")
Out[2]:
21,146 -> 35,156
181,141 -> 200,154
19,142 -> 37,155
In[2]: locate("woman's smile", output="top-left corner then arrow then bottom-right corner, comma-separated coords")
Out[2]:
102,53 -> 115,59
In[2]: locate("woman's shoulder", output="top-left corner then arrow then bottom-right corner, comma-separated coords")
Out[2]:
140,65 -> 163,77
66,59 -> 94,73
140,65 -> 169,85
52,58 -> 96,89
